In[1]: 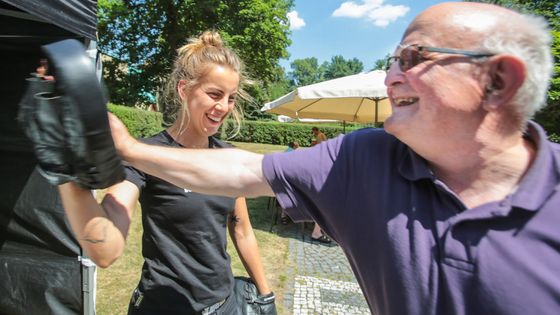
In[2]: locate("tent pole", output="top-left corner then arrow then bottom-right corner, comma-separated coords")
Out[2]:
80,253 -> 97,315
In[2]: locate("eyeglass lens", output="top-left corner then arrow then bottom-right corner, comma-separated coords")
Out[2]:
386,46 -> 422,72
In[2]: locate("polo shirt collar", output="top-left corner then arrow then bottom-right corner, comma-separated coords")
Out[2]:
398,145 -> 432,181
396,121 -> 560,212
511,121 -> 560,211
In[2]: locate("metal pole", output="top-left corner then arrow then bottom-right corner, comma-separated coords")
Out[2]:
80,254 -> 97,315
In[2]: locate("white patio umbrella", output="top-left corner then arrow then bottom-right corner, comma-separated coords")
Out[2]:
261,70 -> 391,123
276,115 -> 338,123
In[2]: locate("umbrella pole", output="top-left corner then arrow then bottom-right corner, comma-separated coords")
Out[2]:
343,121 -> 346,134
375,98 -> 379,125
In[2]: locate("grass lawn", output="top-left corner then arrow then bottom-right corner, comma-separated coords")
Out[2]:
96,141 -> 291,314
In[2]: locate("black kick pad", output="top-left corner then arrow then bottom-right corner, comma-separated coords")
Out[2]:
18,39 -> 125,189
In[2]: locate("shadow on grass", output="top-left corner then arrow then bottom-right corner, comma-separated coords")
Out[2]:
246,196 -> 323,243
247,197 -> 299,239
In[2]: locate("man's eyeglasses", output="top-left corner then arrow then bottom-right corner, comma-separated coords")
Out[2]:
385,45 -> 494,72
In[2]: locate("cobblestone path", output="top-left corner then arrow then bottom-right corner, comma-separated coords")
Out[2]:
278,223 -> 371,315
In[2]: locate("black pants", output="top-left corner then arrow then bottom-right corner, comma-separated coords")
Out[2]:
127,287 -> 240,315
198,294 -> 240,315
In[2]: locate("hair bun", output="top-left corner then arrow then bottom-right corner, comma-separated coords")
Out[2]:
177,31 -> 223,57
199,31 -> 223,48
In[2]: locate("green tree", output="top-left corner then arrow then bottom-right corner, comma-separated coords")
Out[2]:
288,55 -> 364,87
242,67 -> 291,120
288,57 -> 323,87
322,55 -> 364,80
98,0 -> 293,115
372,53 -> 391,71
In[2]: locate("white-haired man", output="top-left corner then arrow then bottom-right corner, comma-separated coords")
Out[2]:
102,2 -> 559,314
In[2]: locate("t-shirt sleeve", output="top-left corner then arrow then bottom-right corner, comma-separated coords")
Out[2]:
124,163 -> 146,191
123,134 -> 167,190
262,135 -> 344,222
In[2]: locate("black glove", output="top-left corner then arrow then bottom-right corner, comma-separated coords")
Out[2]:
17,39 -> 125,189
233,276 -> 277,315
253,292 -> 276,315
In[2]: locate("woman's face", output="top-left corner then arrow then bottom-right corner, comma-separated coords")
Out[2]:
180,64 -> 240,137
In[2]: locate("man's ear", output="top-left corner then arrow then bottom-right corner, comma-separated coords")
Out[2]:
177,79 -> 187,100
483,54 -> 526,110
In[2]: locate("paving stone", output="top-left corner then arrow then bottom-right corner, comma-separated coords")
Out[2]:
276,222 -> 371,315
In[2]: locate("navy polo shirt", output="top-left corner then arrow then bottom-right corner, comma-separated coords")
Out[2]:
263,122 -> 560,315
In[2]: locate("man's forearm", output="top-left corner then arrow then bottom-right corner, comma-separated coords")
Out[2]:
124,142 -> 274,197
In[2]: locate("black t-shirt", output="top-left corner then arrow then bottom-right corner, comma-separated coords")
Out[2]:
125,130 -> 236,313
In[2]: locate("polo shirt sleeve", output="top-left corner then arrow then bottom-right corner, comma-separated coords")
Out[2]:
262,135 -> 344,222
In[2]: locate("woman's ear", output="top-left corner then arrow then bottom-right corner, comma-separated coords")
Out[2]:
177,79 -> 187,100
483,54 -> 526,111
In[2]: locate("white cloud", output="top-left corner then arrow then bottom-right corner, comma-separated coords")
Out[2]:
287,10 -> 306,30
332,0 -> 409,28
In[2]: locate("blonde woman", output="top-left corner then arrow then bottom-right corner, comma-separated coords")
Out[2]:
58,31 -> 274,314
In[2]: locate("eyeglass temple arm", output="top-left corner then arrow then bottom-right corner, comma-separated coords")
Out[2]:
422,46 -> 494,57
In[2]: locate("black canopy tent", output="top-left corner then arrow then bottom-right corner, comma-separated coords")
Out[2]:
0,1 -> 97,314
1,0 -> 97,41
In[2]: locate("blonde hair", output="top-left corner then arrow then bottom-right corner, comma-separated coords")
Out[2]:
162,30 -> 250,137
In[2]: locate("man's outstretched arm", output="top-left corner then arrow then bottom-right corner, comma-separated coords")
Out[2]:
109,114 -> 275,198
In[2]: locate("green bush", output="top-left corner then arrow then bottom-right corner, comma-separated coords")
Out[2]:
549,133 -> 560,143
107,103 -> 375,145
221,120 -> 372,146
108,103 -> 164,138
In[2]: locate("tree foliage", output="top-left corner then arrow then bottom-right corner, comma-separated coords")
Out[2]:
288,57 -> 323,87
288,55 -> 364,87
372,53 -> 391,71
98,0 -> 293,121
322,55 -> 364,80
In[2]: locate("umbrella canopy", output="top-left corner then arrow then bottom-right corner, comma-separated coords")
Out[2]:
261,70 -> 391,123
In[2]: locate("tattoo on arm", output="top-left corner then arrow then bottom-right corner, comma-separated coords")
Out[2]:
230,215 -> 240,226
81,220 -> 108,244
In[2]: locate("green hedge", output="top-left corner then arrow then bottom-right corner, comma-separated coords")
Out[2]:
108,103 -> 164,138
106,104 -> 560,145
108,103 -> 367,145
221,120 -> 370,146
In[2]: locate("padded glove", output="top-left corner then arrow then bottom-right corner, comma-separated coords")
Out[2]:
17,39 -> 125,189
234,276 -> 277,315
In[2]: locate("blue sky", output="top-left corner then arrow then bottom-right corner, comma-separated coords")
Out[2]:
281,0 -> 451,72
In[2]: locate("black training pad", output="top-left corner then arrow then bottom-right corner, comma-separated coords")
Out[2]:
42,39 -> 124,189
20,39 -> 124,189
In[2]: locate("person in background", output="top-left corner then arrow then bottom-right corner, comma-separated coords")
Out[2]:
311,126 -> 326,146
285,141 -> 299,152
104,3 -> 559,314
58,31 -> 275,315
35,58 -> 55,81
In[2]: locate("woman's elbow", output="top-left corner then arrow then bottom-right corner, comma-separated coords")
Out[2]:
83,244 -> 124,268
90,254 -> 120,268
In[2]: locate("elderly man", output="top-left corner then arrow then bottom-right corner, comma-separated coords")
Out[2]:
106,2 -> 558,314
